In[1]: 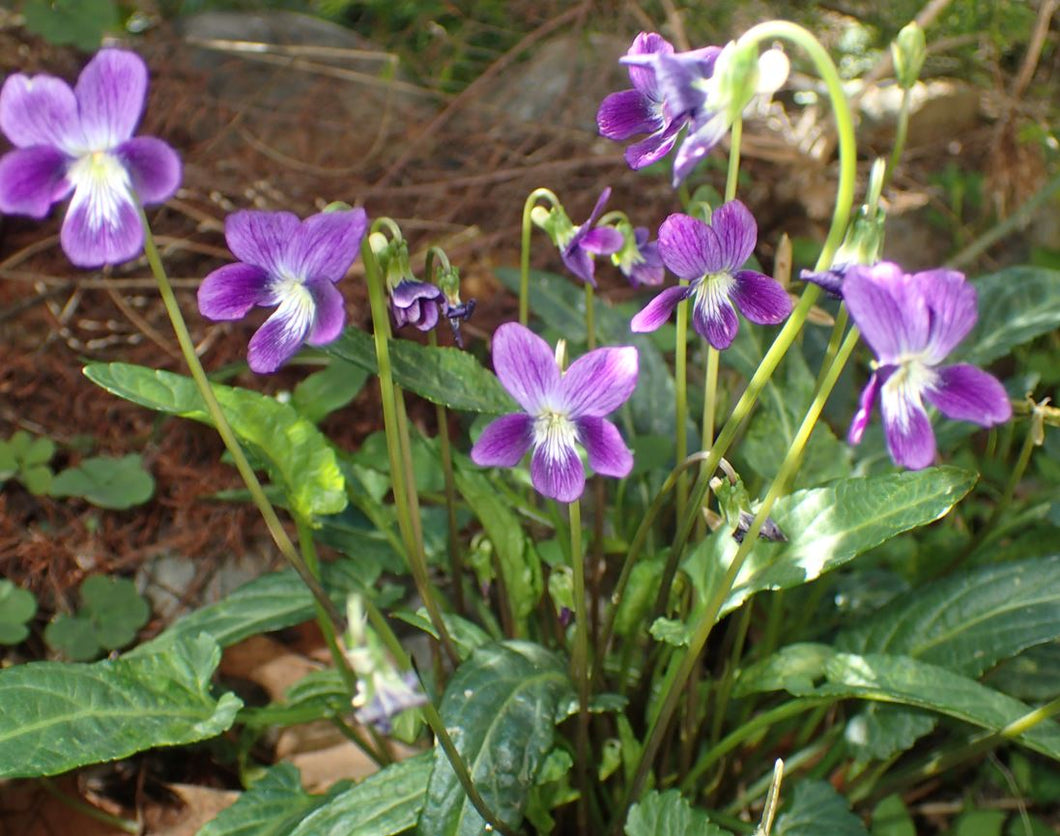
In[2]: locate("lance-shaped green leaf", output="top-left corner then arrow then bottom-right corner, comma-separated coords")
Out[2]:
736,645 -> 1060,761
323,328 -> 515,414
419,641 -> 574,836
686,467 -> 977,617
962,266 -> 1060,366
83,363 -> 345,519
135,563 -> 365,655
0,634 -> 241,778
834,554 -> 1060,761
197,763 -> 349,836
837,555 -> 1060,677
290,752 -> 432,836
774,780 -> 869,836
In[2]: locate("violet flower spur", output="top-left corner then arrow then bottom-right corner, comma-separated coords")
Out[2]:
0,49 -> 181,267
197,207 -> 367,374
596,32 -> 698,170
470,323 -> 638,503
843,262 -> 1012,470
630,200 -> 792,350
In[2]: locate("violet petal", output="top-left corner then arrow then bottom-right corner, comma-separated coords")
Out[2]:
74,49 -> 148,148
198,262 -> 271,320
116,136 -> 181,204
658,213 -> 721,279
61,179 -> 142,267
630,285 -> 689,332
246,291 -> 315,373
560,345 -> 639,418
917,269 -> 978,363
0,73 -> 79,150
597,89 -> 658,141
471,413 -> 534,467
671,113 -> 728,186
306,278 -> 346,345
880,392 -> 936,470
731,269 -> 792,324
288,208 -> 367,283
711,200 -> 757,270
924,363 -> 1011,426
577,415 -> 633,477
580,225 -> 624,255
491,322 -> 560,414
691,292 -> 739,349
0,146 -> 70,218
842,263 -> 922,363
530,438 -> 585,503
848,370 -> 881,445
225,210 -> 301,275
625,122 -> 682,170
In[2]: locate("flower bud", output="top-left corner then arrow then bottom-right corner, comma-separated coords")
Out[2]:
892,22 -> 926,90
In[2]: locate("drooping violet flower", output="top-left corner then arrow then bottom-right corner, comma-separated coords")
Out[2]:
354,669 -> 428,734
198,208 -> 367,374
596,32 -> 707,170
391,279 -> 444,331
622,39 -> 788,186
631,200 -> 792,349
533,188 -> 624,286
471,323 -> 638,503
0,49 -> 181,267
613,221 -> 665,287
843,262 -> 1012,470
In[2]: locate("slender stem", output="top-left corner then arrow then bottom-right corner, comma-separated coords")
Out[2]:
429,332 -> 466,615
681,699 -> 826,793
331,716 -> 391,766
585,283 -> 596,350
626,327 -> 860,820
725,117 -> 743,202
709,601 -> 752,745
885,87 -> 912,191
358,597 -> 516,836
569,498 -> 591,834
520,188 -> 559,325
138,209 -> 342,627
361,234 -> 459,665
674,293 -> 690,522
295,516 -> 357,693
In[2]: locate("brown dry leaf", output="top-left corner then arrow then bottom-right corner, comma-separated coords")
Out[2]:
144,784 -> 240,836
219,634 -> 320,701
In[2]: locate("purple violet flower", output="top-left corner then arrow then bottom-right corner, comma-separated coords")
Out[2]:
630,200 -> 792,349
560,188 -> 625,286
843,262 -> 1012,470
391,279 -> 444,331
614,223 -> 665,287
0,49 -> 182,267
197,208 -> 367,374
596,32 -> 705,170
471,323 -> 638,503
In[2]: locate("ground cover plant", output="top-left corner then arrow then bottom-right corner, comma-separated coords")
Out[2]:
2,3 -> 1060,835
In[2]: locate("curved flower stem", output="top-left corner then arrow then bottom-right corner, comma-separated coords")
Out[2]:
294,515 -> 357,693
362,231 -> 459,665
647,16 -> 858,643
138,209 -> 343,629
357,597 -> 517,836
585,283 -> 597,350
520,187 -> 559,325
724,117 -> 743,203
592,450 -> 722,684
625,326 -> 860,819
568,498 -> 592,833
674,293 -> 690,522
885,86 -> 912,191
680,698 -> 827,794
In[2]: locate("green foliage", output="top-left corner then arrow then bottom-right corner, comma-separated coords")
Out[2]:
774,780 -> 870,836
49,454 -> 155,509
324,328 -> 516,415
0,581 -> 38,645
0,430 -> 56,495
624,789 -> 732,836
84,363 -> 346,519
962,267 -> 1060,366
0,634 -> 241,778
44,575 -> 150,661
23,0 -> 120,52
419,642 -> 574,836
290,359 -> 369,425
